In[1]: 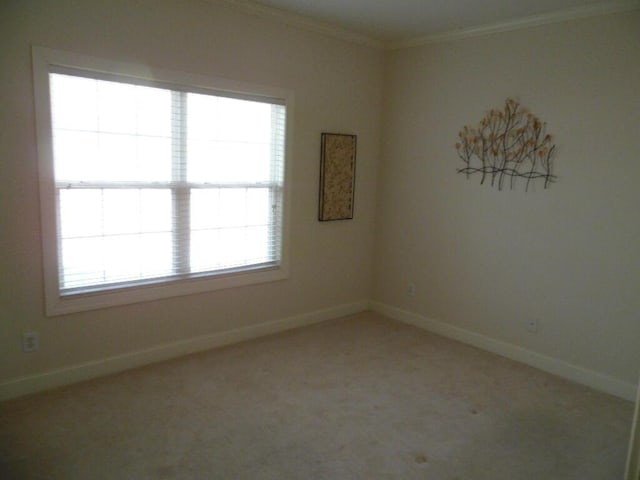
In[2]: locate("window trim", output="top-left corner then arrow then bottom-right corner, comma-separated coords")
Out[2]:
32,46 -> 293,316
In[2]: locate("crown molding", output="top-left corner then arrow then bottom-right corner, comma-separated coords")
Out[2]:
212,0 -> 385,49
205,0 -> 639,50
389,0 -> 640,49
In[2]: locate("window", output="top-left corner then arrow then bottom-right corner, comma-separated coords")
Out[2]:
33,47 -> 292,315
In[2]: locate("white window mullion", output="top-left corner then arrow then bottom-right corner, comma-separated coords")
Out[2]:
171,91 -> 190,275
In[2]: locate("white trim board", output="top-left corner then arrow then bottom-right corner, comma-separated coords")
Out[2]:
3,299 -> 636,402
0,300 -> 369,401
390,0 -> 640,49
371,301 -> 637,402
212,0 -> 639,50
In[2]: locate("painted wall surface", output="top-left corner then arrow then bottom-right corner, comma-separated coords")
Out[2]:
0,0 -> 382,382
1,0 -> 638,397
375,12 -> 640,384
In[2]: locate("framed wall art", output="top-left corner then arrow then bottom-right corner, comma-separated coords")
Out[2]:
318,133 -> 357,221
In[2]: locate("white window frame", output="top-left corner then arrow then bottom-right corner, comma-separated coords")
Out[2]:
32,47 -> 293,316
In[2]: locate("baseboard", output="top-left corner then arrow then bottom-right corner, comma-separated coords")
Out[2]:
0,300 -> 369,401
4,299 -> 634,403
371,301 -> 637,401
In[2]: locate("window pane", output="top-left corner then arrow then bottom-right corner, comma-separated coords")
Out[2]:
98,133 -> 137,181
53,130 -> 100,182
62,232 -> 173,289
190,189 -> 221,231
186,93 -> 274,183
245,226 -> 270,264
188,140 -> 271,183
59,189 -> 103,238
59,188 -> 172,289
53,130 -> 172,183
101,233 -> 173,283
209,96 -> 271,143
134,86 -> 171,137
191,227 -> 249,273
246,188 -> 270,226
218,189 -> 247,227
103,189 -> 142,235
187,94 -> 271,143
139,233 -> 173,277
50,74 -> 172,183
217,227 -> 249,266
61,237 -> 105,289
190,229 -> 220,273
50,74 -> 98,131
101,189 -> 170,236
191,188 -> 273,272
140,190 -> 172,232
137,136 -> 172,182
191,188 -> 254,230
97,80 -> 137,134
103,234 -> 144,282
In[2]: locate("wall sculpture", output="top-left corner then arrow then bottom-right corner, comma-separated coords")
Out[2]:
456,98 -> 556,191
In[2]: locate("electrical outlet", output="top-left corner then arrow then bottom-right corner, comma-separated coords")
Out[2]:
407,283 -> 416,297
526,319 -> 538,333
22,332 -> 39,353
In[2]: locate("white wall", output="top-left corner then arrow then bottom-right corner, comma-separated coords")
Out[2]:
0,0 -> 382,389
2,0 -> 638,400
375,12 -> 640,386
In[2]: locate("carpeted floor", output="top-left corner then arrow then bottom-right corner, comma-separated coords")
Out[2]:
0,312 -> 633,479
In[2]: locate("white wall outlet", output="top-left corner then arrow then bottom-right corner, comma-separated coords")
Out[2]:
407,282 -> 416,297
526,319 -> 538,333
22,332 -> 39,353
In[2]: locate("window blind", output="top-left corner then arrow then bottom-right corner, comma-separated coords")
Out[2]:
50,72 -> 286,295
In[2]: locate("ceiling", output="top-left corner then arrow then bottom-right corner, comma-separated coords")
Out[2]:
227,0 -> 633,43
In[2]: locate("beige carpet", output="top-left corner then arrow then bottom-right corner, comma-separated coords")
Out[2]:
0,312 -> 633,479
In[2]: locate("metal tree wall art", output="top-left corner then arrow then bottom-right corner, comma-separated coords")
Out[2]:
455,98 -> 557,191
